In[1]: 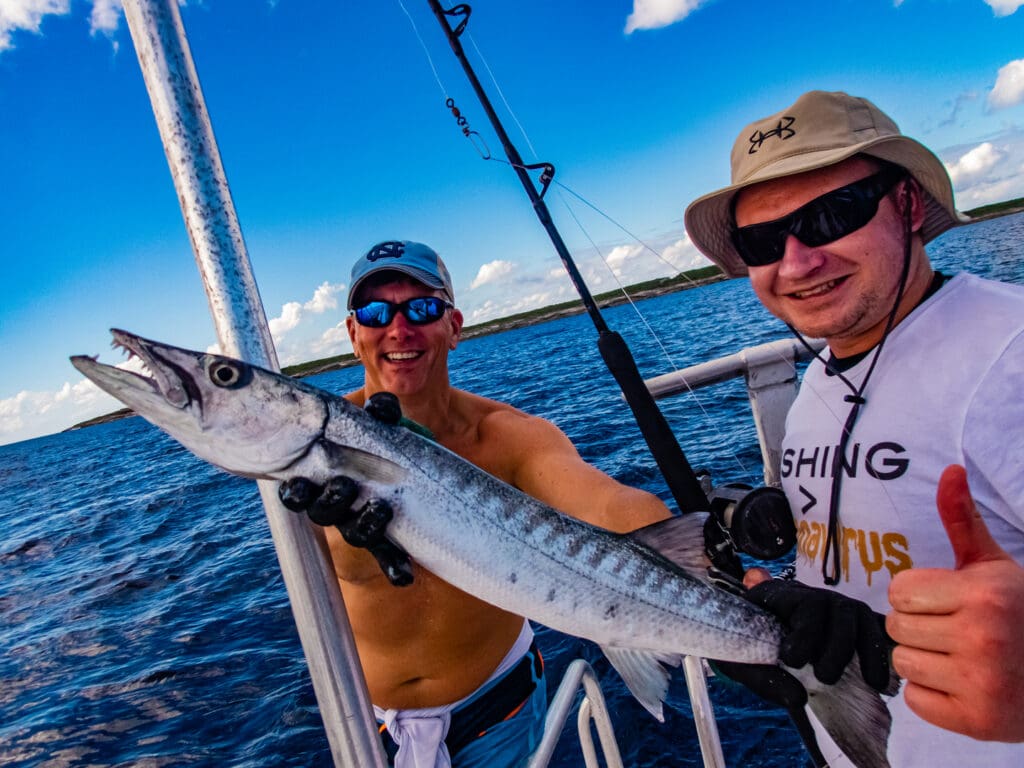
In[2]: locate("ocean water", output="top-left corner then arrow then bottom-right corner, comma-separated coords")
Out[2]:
2,212 -> 1022,767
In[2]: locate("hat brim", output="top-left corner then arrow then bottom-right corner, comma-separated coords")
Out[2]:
684,135 -> 969,277
347,265 -> 452,309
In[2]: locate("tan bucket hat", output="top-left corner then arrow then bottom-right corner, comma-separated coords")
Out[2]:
684,90 -> 968,277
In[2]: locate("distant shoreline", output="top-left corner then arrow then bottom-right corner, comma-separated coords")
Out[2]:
63,201 -> 1024,434
64,268 -> 725,432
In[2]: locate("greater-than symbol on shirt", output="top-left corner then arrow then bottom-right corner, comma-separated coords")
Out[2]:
798,485 -> 816,514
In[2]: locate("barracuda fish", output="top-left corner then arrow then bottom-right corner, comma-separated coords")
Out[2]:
72,329 -> 897,767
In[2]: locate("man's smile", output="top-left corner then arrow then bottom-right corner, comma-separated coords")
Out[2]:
383,351 -> 423,362
787,276 -> 849,300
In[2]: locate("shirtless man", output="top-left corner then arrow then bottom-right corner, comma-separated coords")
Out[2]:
284,240 -> 671,767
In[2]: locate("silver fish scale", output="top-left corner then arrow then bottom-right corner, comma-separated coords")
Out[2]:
320,398 -> 782,665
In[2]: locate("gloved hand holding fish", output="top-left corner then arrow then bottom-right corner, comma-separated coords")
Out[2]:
71,329 -> 899,768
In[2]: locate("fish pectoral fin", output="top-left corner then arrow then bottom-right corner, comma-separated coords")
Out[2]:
316,439 -> 408,484
601,646 -> 683,723
629,513 -> 711,579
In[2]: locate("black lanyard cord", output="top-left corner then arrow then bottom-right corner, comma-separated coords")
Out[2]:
788,177 -> 916,585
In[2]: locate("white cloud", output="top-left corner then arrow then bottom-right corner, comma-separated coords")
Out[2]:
469,260 -> 515,290
88,0 -> 121,35
310,323 -> 353,358
269,300 -> 303,338
0,1 -> 172,54
989,59 -> 1024,110
945,142 -> 1003,187
0,375 -> 122,445
984,0 -> 1023,17
267,281 -> 345,342
466,291 -> 556,324
0,0 -> 69,51
624,0 -> 707,33
588,236 -> 709,287
942,131 -> 1024,209
661,236 -> 710,271
954,171 -> 1024,209
605,244 -> 640,276
303,280 -> 344,313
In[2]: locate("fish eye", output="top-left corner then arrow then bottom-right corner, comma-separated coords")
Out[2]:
209,361 -> 243,388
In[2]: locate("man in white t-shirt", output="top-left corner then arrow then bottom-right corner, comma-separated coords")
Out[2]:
685,90 -> 1024,766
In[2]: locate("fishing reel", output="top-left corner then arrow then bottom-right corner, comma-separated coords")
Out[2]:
697,473 -> 797,582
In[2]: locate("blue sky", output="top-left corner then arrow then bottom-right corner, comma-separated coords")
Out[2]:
2,0 -> 1024,445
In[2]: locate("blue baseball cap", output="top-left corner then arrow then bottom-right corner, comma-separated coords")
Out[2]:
347,240 -> 455,309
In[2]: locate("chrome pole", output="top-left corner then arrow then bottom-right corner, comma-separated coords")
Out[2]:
119,2 -> 385,764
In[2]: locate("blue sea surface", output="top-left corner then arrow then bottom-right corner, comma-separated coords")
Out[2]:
1,213 -> 1022,766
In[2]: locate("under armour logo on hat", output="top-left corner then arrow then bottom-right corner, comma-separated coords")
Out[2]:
366,241 -> 406,262
748,117 -> 796,154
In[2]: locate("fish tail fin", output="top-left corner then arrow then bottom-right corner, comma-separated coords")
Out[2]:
601,646 -> 682,722
795,659 -> 899,768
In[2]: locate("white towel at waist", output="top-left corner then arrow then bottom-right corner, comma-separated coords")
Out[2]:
373,620 -> 534,768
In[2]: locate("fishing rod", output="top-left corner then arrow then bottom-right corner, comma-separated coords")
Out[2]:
426,0 -> 710,515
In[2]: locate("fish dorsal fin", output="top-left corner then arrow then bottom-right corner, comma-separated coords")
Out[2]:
601,646 -> 683,722
316,439 -> 408,485
629,513 -> 711,579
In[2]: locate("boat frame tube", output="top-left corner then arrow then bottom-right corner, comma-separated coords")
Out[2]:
120,2 -> 386,765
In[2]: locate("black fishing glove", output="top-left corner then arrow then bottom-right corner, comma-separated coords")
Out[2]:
279,476 -> 413,587
745,578 -> 892,692
711,659 -> 808,709
276,392 -> 414,588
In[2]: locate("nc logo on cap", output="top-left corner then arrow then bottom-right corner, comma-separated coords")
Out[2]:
747,116 -> 796,155
366,241 -> 406,262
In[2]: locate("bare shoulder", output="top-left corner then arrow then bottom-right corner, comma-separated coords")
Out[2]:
447,391 -> 573,481
488,401 -> 564,436
468,393 -> 572,449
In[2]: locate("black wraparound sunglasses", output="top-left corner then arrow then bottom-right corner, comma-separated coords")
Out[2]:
731,166 -> 906,267
351,297 -> 453,328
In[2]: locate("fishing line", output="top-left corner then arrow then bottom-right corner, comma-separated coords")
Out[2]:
467,35 -> 540,161
551,194 -> 755,484
425,0 -> 711,514
462,33 -> 704,361
400,0 -> 760,488
552,181 -> 696,277
462,28 -> 757,482
397,0 -> 449,99
466,31 -> 701,297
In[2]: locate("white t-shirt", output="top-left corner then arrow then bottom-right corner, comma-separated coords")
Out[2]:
781,272 -> 1024,767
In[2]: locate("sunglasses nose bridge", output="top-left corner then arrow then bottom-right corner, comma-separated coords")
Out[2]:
385,306 -> 417,333
777,232 -> 828,275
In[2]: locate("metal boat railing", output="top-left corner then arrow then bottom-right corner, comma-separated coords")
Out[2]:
120,2 -> 824,766
528,659 -> 624,768
121,2 -> 386,765
644,337 -> 825,486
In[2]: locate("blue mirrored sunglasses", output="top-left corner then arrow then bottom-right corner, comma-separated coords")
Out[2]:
351,297 -> 453,328
731,166 -> 906,267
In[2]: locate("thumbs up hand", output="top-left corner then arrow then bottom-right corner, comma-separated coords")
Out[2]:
887,464 -> 1024,742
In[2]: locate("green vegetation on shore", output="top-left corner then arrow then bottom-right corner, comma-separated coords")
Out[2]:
963,197 -> 1024,220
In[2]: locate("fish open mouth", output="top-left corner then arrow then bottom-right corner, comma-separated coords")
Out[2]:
71,329 -> 195,410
